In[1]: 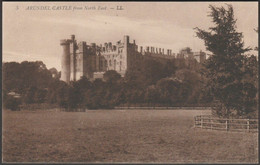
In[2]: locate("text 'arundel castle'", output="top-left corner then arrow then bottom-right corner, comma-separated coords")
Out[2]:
60,35 -> 206,83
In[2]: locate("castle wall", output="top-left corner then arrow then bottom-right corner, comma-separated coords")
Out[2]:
60,35 -> 207,83
93,35 -> 129,76
75,41 -> 85,80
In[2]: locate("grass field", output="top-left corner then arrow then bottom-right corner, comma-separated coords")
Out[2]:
2,109 -> 258,163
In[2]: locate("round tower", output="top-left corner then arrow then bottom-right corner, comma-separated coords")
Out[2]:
60,39 -> 70,83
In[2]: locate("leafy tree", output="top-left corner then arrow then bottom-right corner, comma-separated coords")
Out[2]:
34,88 -> 48,103
46,79 -> 63,104
103,70 -> 121,83
23,86 -> 37,104
195,4 -> 256,118
144,85 -> 160,107
174,70 -> 197,105
156,78 -> 177,106
3,61 -> 53,94
56,81 -> 70,109
126,57 -> 173,87
254,27 -> 258,51
125,89 -> 144,106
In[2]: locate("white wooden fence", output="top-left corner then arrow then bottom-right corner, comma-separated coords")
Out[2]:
194,115 -> 258,132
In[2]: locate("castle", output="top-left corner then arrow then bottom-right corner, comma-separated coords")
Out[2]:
60,35 -> 206,83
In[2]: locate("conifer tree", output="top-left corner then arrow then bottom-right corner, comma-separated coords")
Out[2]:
195,5 -> 256,118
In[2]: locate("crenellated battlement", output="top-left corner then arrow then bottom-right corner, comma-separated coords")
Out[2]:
76,37 -> 131,54
137,46 -> 175,57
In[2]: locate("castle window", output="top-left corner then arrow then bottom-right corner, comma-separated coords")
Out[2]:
114,60 -> 116,70
109,60 -> 112,66
120,61 -> 122,71
105,60 -> 107,67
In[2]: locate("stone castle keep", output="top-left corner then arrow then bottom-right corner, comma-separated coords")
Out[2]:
60,35 -> 206,83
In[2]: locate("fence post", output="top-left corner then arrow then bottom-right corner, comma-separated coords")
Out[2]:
247,119 -> 250,132
201,117 -> 203,129
226,120 -> 228,131
210,117 -> 213,130
194,117 -> 196,127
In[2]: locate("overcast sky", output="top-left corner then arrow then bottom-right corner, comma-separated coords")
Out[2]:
3,2 -> 258,71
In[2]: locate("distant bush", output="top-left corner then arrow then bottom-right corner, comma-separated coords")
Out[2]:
4,96 -> 21,111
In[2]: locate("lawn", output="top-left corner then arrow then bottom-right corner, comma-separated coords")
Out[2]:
2,109 -> 258,163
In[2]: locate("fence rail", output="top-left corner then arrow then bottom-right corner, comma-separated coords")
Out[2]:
115,106 -> 212,110
194,115 -> 258,132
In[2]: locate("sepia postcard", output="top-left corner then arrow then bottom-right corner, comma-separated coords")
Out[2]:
2,1 -> 258,164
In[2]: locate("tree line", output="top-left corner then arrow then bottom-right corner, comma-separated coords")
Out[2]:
3,57 -> 213,111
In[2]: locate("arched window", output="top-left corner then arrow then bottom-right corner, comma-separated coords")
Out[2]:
109,60 -> 112,66
120,61 -> 122,71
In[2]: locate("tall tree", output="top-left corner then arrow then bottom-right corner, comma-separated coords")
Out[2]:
103,70 -> 121,83
254,27 -> 258,51
195,5 -> 255,118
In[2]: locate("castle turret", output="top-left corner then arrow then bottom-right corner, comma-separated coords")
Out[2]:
123,35 -> 129,53
91,43 -> 96,53
123,35 -> 129,45
60,39 -> 71,83
76,41 -> 87,80
70,35 -> 77,81
71,34 -> 75,41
